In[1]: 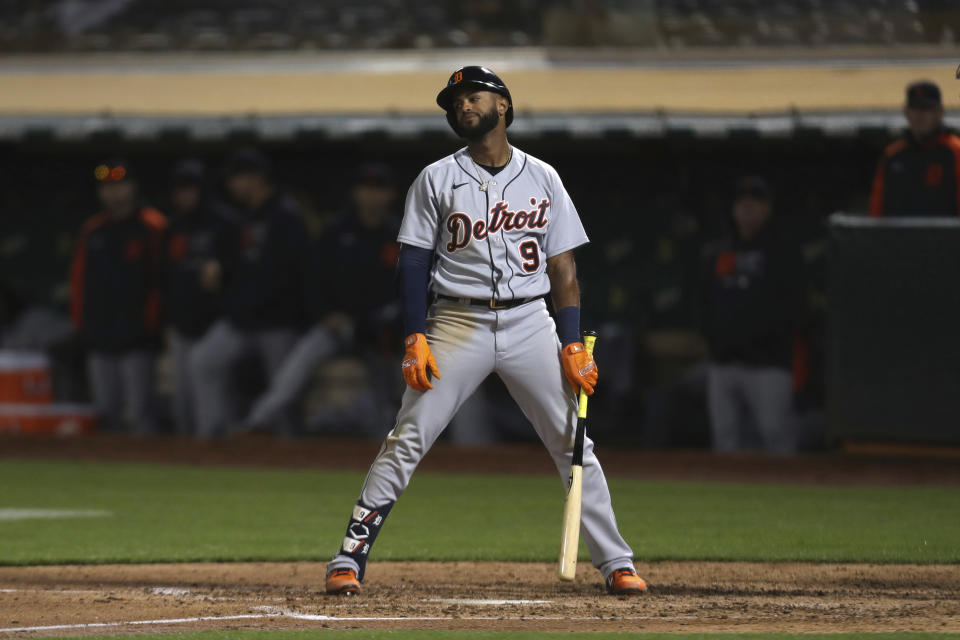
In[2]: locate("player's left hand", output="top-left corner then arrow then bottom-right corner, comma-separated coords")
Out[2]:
401,332 -> 441,391
561,342 -> 598,395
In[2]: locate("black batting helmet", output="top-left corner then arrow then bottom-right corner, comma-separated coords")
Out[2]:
436,66 -> 513,131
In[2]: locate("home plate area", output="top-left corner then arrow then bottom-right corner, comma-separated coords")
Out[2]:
1,561 -> 958,635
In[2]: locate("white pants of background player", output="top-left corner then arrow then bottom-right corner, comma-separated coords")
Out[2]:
706,362 -> 797,454
329,298 -> 636,578
190,320 -> 299,438
169,330 -> 203,436
87,350 -> 155,434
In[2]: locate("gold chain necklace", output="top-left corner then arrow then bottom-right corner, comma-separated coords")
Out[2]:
470,148 -> 512,193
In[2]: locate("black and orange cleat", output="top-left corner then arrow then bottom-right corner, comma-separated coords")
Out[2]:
605,567 -> 648,595
325,568 -> 360,596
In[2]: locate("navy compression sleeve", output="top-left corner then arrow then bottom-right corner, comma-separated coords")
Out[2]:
397,244 -> 433,336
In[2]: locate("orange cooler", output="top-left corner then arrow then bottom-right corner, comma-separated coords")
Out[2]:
0,351 -> 54,404
0,403 -> 98,435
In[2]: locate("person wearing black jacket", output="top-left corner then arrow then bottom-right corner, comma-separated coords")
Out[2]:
870,80 -> 960,218
70,159 -> 166,433
190,149 -> 309,438
163,158 -> 236,435
243,162 -> 402,435
700,177 -> 805,453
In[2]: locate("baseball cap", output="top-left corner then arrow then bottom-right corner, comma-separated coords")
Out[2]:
171,158 -> 206,186
353,162 -> 395,188
93,157 -> 135,183
906,80 -> 942,109
734,175 -> 773,201
224,147 -> 273,179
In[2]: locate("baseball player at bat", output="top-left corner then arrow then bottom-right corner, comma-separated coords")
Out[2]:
324,66 -> 647,597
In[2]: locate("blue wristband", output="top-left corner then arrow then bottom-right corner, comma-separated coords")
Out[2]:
556,305 -> 581,347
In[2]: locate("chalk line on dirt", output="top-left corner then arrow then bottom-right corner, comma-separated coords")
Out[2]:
252,606 -> 701,623
0,615 -> 267,634
426,598 -> 552,605
0,607 -> 700,634
0,589 -> 106,594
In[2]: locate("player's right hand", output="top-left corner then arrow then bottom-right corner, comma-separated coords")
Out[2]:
561,342 -> 598,396
401,333 -> 441,391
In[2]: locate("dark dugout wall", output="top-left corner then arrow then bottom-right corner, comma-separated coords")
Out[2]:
827,216 -> 960,445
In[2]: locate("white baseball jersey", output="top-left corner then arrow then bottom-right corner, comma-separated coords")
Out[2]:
398,147 -> 589,300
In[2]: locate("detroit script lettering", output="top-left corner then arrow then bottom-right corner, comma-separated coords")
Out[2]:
446,198 -> 550,252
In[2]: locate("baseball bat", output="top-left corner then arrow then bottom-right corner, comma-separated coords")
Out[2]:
557,330 -> 597,581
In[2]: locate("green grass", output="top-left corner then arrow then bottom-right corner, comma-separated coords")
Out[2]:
41,632 -> 960,640
1,459 -> 958,565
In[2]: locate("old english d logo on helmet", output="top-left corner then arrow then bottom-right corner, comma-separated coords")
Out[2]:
436,66 -> 514,129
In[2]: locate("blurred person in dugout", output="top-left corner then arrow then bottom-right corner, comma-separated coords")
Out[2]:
163,158 -> 237,436
699,177 -> 805,454
870,80 -> 960,217
70,159 -> 167,433
244,162 -> 403,436
190,148 -> 310,439
0,278 -> 72,351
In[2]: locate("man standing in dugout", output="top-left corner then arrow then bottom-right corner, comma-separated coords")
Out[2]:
70,159 -> 166,434
870,80 -> 960,217
700,177 -> 805,454
323,66 -> 647,597
163,158 -> 236,436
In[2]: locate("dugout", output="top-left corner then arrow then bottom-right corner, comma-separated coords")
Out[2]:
827,215 -> 960,446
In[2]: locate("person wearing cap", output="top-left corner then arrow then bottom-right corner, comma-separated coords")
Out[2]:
699,176 -> 805,453
189,148 -> 310,438
323,65 -> 646,598
244,162 -> 403,435
163,158 -> 237,436
70,158 -> 167,433
870,80 -> 960,217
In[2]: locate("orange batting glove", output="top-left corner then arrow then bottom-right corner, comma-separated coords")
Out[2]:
561,342 -> 598,396
401,333 -> 441,391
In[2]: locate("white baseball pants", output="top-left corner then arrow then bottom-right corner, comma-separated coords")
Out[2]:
330,298 -> 635,578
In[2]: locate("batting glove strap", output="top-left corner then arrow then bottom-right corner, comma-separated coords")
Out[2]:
337,500 -> 394,582
402,332 -> 441,391
561,341 -> 599,396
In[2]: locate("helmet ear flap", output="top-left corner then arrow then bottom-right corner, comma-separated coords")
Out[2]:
446,110 -> 461,136
495,94 -> 513,127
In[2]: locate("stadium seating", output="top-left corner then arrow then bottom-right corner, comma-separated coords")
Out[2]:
0,0 -> 956,53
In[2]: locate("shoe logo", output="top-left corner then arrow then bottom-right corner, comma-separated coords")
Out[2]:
452,182 -> 469,190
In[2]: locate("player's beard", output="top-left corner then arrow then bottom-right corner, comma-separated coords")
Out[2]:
457,107 -> 500,141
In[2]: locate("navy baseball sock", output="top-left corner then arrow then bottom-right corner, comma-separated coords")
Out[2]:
337,500 -> 394,581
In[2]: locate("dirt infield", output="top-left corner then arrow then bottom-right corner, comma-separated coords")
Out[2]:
1,561 -> 958,636
3,434 -> 959,636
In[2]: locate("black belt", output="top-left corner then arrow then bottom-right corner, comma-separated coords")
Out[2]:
436,294 -> 542,310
